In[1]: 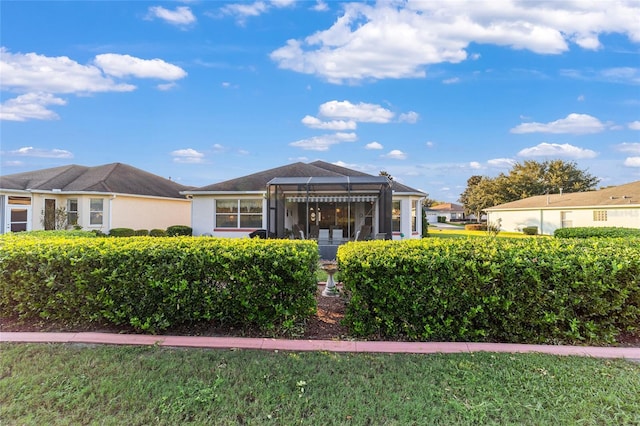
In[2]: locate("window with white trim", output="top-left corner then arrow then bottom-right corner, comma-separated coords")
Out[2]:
411,201 -> 417,232
67,199 -> 78,226
216,199 -> 262,228
90,198 -> 103,225
392,200 -> 401,232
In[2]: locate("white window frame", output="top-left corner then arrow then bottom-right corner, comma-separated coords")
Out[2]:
90,198 -> 104,226
215,199 -> 262,228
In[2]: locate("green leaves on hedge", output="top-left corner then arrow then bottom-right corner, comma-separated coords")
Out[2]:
0,235 -> 318,333
337,238 -> 640,345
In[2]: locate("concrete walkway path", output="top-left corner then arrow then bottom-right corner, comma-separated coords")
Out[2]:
2,332 -> 639,360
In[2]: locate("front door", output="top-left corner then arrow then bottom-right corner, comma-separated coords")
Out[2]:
44,199 -> 56,230
5,196 -> 32,233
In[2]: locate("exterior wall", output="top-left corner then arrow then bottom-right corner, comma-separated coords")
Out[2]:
1,190 -> 190,234
487,206 -> 640,235
110,195 -> 191,231
393,196 -> 423,240
191,194 -> 267,238
190,193 -> 424,239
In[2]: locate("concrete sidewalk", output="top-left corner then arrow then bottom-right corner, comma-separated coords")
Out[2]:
2,332 -> 639,360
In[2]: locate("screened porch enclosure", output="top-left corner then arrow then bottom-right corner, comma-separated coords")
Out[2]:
266,176 -> 392,248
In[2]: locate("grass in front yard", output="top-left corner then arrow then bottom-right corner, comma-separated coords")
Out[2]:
2,344 -> 639,425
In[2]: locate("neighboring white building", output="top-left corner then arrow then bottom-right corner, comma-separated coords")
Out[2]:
425,202 -> 467,223
183,161 -> 426,245
0,163 -> 191,234
485,180 -> 640,235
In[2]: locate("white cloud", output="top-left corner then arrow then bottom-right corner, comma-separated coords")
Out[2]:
629,121 -> 640,130
487,158 -> 516,168
0,48 -> 136,94
398,111 -> 419,123
147,6 -> 196,27
0,48 -> 186,121
561,67 -> 640,85
270,1 -> 640,83
577,94 -> 585,101
290,132 -> 357,151
0,92 -> 66,121
270,0 -> 295,7
517,142 -> 598,159
365,141 -> 383,150
312,1 -> 328,12
171,148 -> 205,163
615,142 -> 640,154
94,54 -> 187,80
220,1 -> 296,23
318,100 -> 394,123
383,149 -> 407,160
425,141 -> 435,148
9,146 -> 73,158
301,115 -> 357,130
469,161 -> 482,169
157,82 -> 177,91
624,157 -> 640,167
510,113 -> 606,134
442,77 -> 460,84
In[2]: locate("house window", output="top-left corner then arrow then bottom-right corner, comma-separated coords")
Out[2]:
216,199 -> 262,228
90,198 -> 103,225
593,210 -> 608,222
67,199 -> 78,226
392,201 -> 401,232
411,201 -> 417,232
561,211 -> 572,228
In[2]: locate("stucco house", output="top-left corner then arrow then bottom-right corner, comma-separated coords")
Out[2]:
425,202 -> 467,223
485,180 -> 640,235
0,163 -> 191,234
183,161 -> 426,255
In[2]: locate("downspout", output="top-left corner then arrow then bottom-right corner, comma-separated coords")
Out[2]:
109,194 -> 116,232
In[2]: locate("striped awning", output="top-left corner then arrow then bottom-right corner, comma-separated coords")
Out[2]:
286,195 -> 378,203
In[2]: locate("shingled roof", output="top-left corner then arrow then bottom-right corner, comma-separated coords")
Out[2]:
0,163 -> 191,199
188,160 -> 426,195
486,180 -> 640,210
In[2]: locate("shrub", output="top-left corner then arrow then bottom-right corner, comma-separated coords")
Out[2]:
9,230 -> 97,239
465,223 -> 487,231
150,229 -> 167,237
522,226 -> 538,235
109,228 -> 135,237
554,227 -> 640,239
0,236 -> 318,333
337,238 -> 640,345
166,225 -> 192,237
134,229 -> 149,236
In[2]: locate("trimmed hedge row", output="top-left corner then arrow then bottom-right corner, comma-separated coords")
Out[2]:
0,236 -> 318,333
554,227 -> 640,239
337,238 -> 640,344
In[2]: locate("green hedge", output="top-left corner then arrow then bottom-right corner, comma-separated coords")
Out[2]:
554,227 -> 640,239
150,229 -> 167,237
522,226 -> 538,235
166,225 -> 192,237
0,236 -> 318,333
337,238 -> 640,344
109,228 -> 135,237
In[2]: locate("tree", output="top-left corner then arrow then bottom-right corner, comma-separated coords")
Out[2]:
379,170 -> 393,181
459,160 -> 599,218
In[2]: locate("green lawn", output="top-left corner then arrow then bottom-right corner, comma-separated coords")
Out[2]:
2,344 -> 639,425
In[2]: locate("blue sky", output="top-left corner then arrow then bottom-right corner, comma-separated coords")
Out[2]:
1,0 -> 639,202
